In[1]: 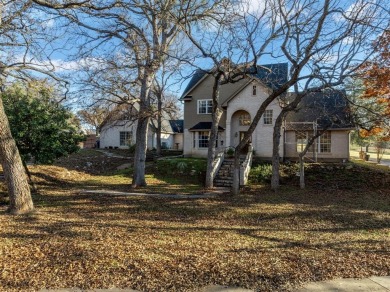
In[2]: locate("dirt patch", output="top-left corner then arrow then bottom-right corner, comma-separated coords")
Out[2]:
53,149 -> 133,175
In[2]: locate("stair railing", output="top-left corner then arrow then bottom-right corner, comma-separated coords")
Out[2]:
211,148 -> 225,182
240,143 -> 253,186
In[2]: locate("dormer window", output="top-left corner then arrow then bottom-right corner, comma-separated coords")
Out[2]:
252,85 -> 257,96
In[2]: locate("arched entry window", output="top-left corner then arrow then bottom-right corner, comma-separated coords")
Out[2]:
239,113 -> 251,125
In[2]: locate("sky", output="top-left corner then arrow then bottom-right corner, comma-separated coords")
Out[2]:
2,0 -> 388,113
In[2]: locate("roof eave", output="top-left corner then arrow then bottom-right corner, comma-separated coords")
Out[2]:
180,72 -> 210,99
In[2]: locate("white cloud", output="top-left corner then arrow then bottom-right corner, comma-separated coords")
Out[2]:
47,57 -> 105,72
9,54 -> 105,73
51,59 -> 83,71
333,0 -> 378,23
342,36 -> 355,45
43,18 -> 55,28
239,0 -> 267,16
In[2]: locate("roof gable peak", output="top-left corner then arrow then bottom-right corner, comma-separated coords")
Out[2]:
181,62 -> 288,99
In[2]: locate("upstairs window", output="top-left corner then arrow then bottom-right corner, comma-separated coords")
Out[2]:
197,99 -> 212,114
263,109 -> 273,125
252,85 -> 257,96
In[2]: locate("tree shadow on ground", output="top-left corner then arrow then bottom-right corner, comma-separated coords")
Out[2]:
1,160 -> 389,291
4,183 -> 389,239
2,160 -> 390,247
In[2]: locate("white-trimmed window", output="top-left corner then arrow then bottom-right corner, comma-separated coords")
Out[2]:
197,99 -> 212,114
252,85 -> 257,96
296,131 -> 331,153
319,131 -> 331,153
239,113 -> 251,126
120,131 -> 132,146
296,132 -> 314,153
263,109 -> 273,125
198,131 -> 209,148
296,132 -> 307,153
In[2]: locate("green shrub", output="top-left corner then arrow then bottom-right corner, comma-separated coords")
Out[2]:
249,163 -> 273,183
226,147 -> 235,157
156,158 -> 206,176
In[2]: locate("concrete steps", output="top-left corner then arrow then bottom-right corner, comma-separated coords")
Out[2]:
214,158 -> 244,187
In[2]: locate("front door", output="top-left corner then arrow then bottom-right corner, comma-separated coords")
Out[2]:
239,131 -> 251,154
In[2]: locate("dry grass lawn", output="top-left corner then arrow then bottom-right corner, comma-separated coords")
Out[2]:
0,150 -> 389,291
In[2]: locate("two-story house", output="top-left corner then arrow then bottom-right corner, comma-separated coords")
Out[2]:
181,63 -> 353,162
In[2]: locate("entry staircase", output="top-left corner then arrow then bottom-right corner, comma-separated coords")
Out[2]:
214,157 -> 245,187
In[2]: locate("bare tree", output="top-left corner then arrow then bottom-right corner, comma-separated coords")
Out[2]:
76,56 -> 182,154
178,0 -> 278,188
0,0 -> 65,214
35,0 -> 222,187
231,0 -> 388,194
78,105 -> 110,135
148,57 -> 184,156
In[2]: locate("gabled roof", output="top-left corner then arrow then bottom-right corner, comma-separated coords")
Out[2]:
181,69 -> 206,99
253,63 -> 288,89
169,120 -> 184,133
100,103 -> 139,130
100,103 -> 181,135
149,115 -> 176,134
285,90 -> 354,130
221,76 -> 272,107
181,63 -> 288,99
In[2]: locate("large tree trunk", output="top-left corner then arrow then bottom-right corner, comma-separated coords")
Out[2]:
205,74 -> 223,188
271,112 -> 287,190
298,129 -> 326,189
0,97 -> 34,214
232,149 -> 241,195
156,92 -> 162,156
22,159 -> 37,193
132,73 -> 154,188
205,108 -> 223,188
132,116 -> 149,187
299,154 -> 305,189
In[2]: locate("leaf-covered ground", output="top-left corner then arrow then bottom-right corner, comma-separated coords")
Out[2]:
0,150 -> 389,291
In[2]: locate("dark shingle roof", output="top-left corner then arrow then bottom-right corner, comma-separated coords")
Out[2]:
169,120 -> 184,133
181,69 -> 206,99
253,63 -> 288,89
181,63 -> 288,98
189,122 -> 225,131
285,90 -> 354,130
